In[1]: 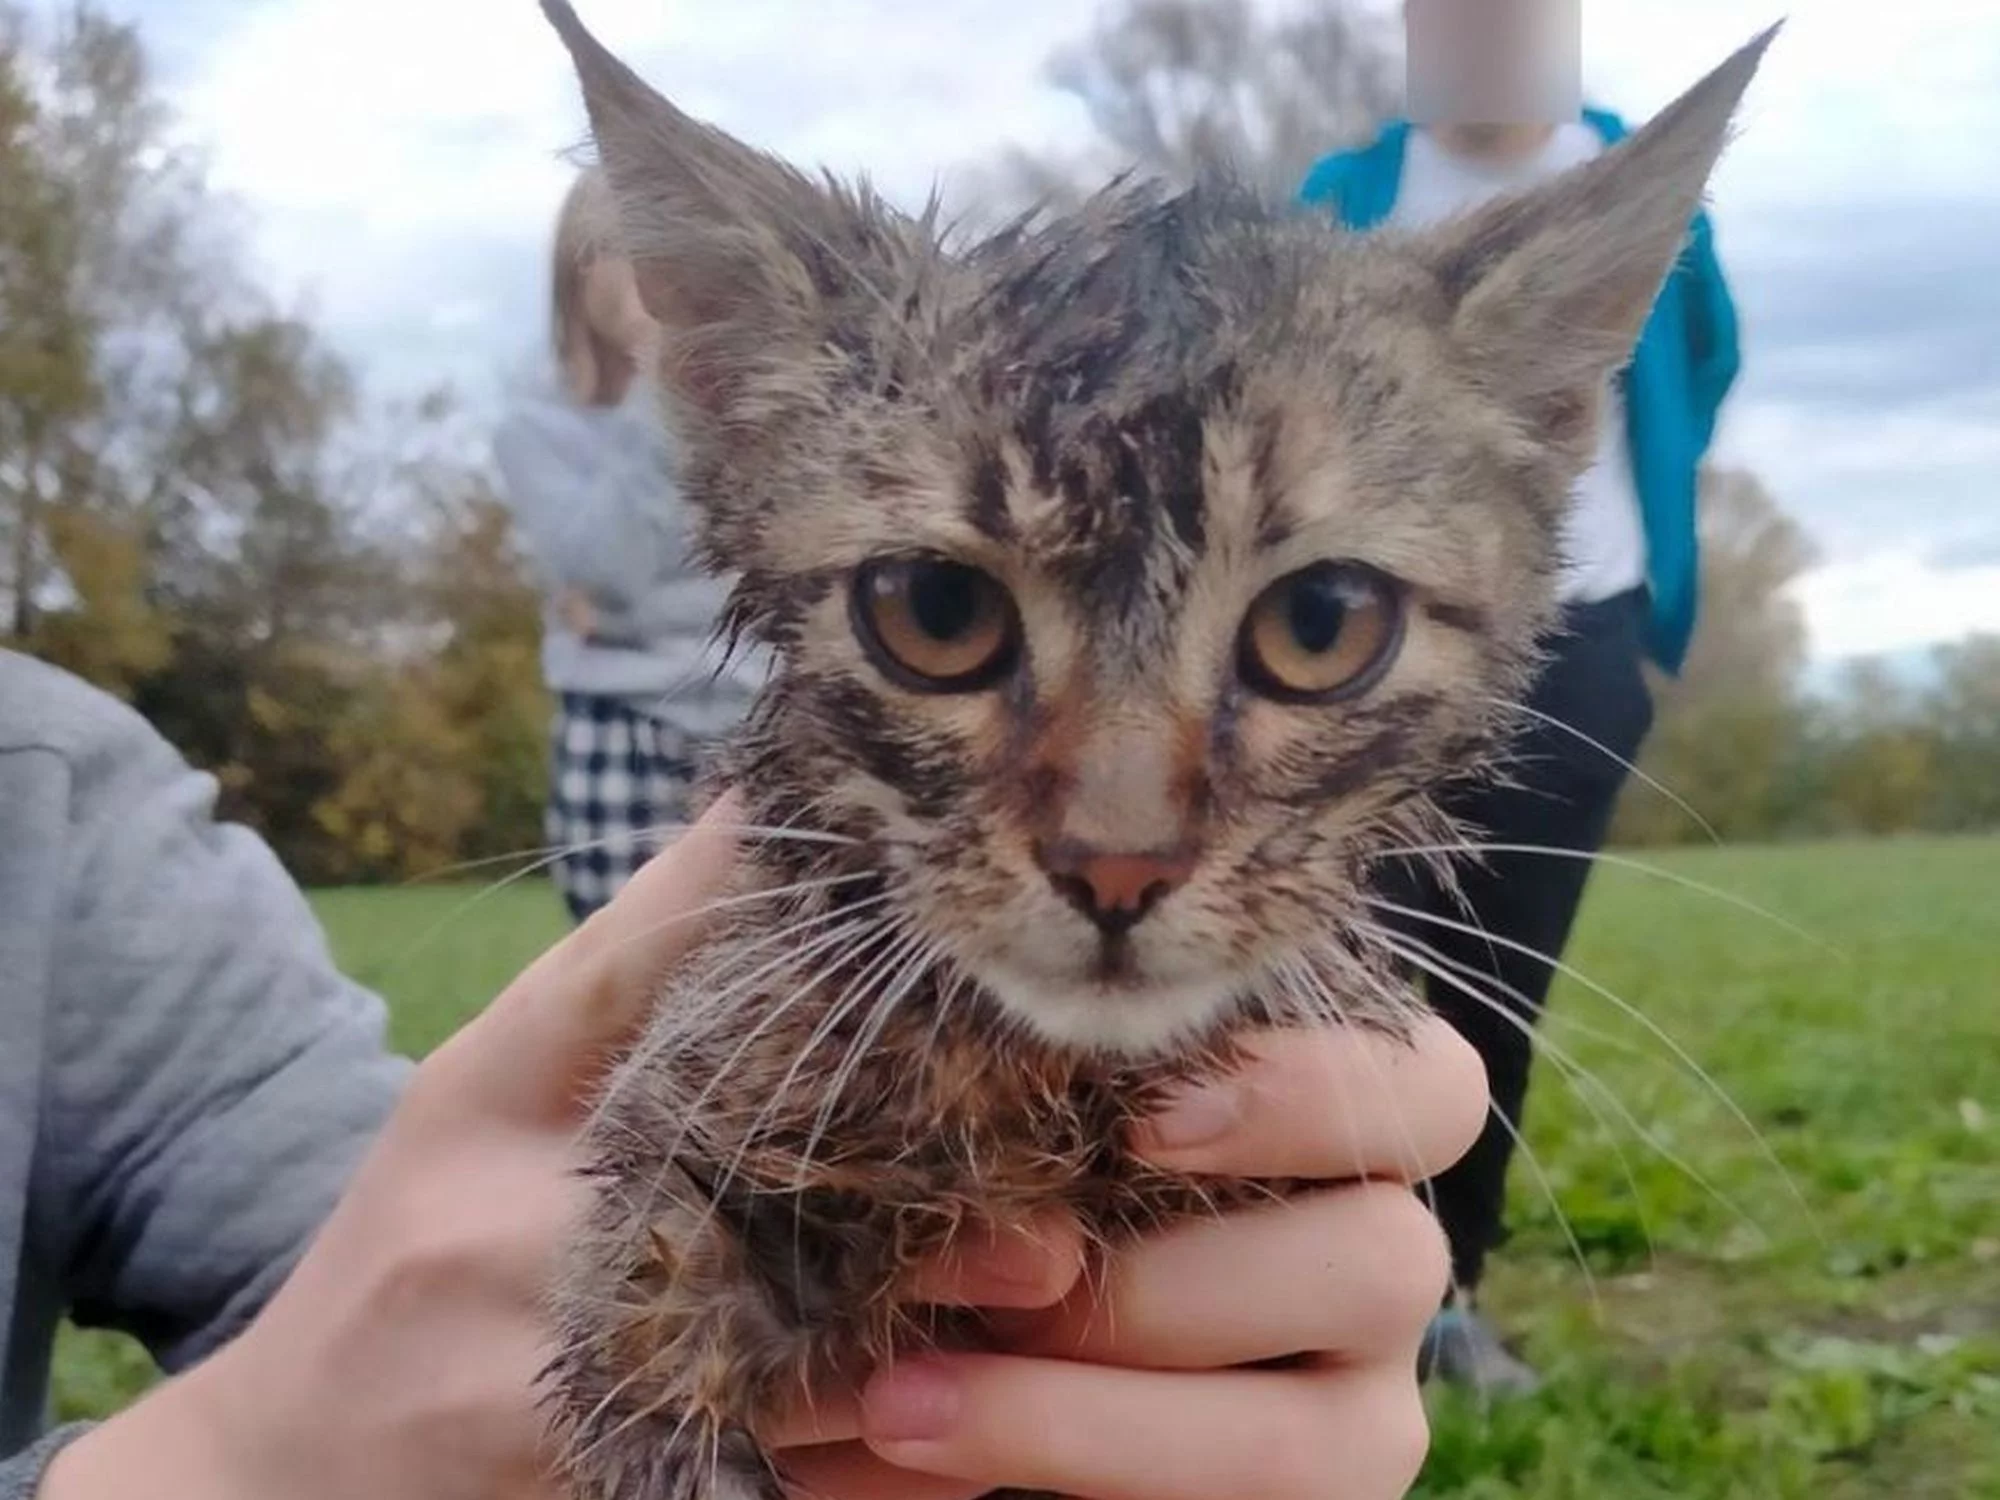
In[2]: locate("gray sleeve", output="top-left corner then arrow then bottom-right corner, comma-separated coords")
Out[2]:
0,1424 -> 90,1498
491,403 -> 681,614
40,700 -> 413,1374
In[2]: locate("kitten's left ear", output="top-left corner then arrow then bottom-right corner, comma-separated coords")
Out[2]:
1421,23 -> 1776,452
540,1 -> 856,433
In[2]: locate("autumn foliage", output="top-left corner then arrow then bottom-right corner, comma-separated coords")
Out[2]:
0,5 -> 548,883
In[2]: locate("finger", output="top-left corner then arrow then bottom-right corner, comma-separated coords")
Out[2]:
435,792 -> 742,1123
563,788 -> 745,1002
897,1212 -> 1086,1311
779,1441 -> 984,1500
1129,1014 -> 1488,1182
1002,1183 -> 1449,1370
860,1357 -> 1429,1500
766,1212 -> 1088,1450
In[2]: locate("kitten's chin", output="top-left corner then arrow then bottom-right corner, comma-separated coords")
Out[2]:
975,966 -> 1248,1059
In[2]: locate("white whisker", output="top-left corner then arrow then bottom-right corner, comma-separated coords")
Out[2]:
399,820 -> 867,886
1488,696 -> 1721,846
581,871 -> 879,974
1349,934 -> 1607,1321
770,922 -> 938,1291
372,826 -> 874,993
618,892 -> 894,1079
649,915 -> 910,1253
800,933 -> 948,1184
1360,925 -> 1677,1267
730,920 -> 931,1203
1380,841 -> 1839,958
1366,895 -> 1823,1247
1275,956 -> 1477,1326
605,901 -> 896,1143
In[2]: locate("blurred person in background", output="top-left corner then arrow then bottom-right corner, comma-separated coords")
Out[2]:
1299,0 -> 1741,1394
493,168 -> 761,925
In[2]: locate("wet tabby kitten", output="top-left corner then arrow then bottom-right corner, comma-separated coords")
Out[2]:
537,4 -> 1771,1496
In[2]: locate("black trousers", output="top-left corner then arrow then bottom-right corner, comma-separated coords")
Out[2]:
1377,588 -> 1656,1293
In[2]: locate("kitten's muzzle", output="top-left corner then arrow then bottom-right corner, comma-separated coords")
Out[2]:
1036,839 -> 1196,938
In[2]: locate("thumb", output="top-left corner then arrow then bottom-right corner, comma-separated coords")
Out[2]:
437,792 -> 743,1125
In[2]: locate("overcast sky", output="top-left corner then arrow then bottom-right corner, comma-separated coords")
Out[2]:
107,0 -> 2000,662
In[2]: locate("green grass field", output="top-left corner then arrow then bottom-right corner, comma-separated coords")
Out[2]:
51,838 -> 2000,1497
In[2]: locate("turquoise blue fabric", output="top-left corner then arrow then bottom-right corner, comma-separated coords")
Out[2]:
1297,110 -> 1741,673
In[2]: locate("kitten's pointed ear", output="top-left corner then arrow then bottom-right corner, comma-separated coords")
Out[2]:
540,0 -> 841,425
1423,23 -> 1776,451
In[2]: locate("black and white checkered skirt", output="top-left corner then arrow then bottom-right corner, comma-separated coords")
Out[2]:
546,692 -> 711,923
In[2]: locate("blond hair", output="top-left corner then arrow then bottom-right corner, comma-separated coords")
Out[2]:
550,168 -> 630,407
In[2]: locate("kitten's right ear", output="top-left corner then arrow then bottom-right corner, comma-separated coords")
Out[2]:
540,0 -> 843,428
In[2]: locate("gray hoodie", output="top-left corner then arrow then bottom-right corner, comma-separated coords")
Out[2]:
0,651 -> 411,1492
490,367 -> 764,738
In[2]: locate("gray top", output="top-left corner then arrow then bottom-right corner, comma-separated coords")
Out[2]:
0,651 -> 412,1492
491,366 -> 766,736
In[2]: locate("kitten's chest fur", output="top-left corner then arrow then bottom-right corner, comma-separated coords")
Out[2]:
549,862 -> 1334,1500
572,872 -> 1282,1374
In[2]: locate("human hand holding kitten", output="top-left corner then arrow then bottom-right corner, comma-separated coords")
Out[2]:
37,800 -> 1478,1500
778,1020 -> 1483,1500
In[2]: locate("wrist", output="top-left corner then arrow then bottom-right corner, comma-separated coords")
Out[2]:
37,1352 -> 264,1500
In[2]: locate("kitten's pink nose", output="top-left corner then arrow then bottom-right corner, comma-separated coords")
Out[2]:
1037,840 -> 1196,937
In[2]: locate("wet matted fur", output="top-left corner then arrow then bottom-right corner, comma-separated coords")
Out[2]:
534,5 -> 1774,1496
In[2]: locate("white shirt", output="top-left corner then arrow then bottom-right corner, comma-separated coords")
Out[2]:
1386,123 -> 1649,606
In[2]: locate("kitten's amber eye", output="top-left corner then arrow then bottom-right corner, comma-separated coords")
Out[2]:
1238,562 -> 1404,702
851,557 -> 1020,693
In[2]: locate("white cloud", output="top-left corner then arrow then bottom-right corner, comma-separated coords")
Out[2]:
181,0 -> 1091,240
171,0 -> 1099,395
1795,554 -> 2000,661
183,1 -> 573,231
1719,392 -> 2000,559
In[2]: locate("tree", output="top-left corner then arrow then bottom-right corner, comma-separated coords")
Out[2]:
25,502 -> 172,690
0,4 -> 548,885
1613,467 -> 1818,845
1804,658 -> 1939,837
1,4 -> 354,691
979,0 -> 1396,214
1803,634 -> 2000,840
413,487 -> 551,870
312,399 -> 552,882
0,5 -> 97,643
123,317 -> 387,877
1923,635 -> 2000,831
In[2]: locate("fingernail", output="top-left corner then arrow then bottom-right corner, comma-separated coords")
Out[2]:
1140,1081 -> 1243,1151
960,1227 -> 1053,1291
863,1359 -> 961,1443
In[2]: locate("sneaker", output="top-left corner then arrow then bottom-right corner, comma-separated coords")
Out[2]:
1418,1308 -> 1543,1398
